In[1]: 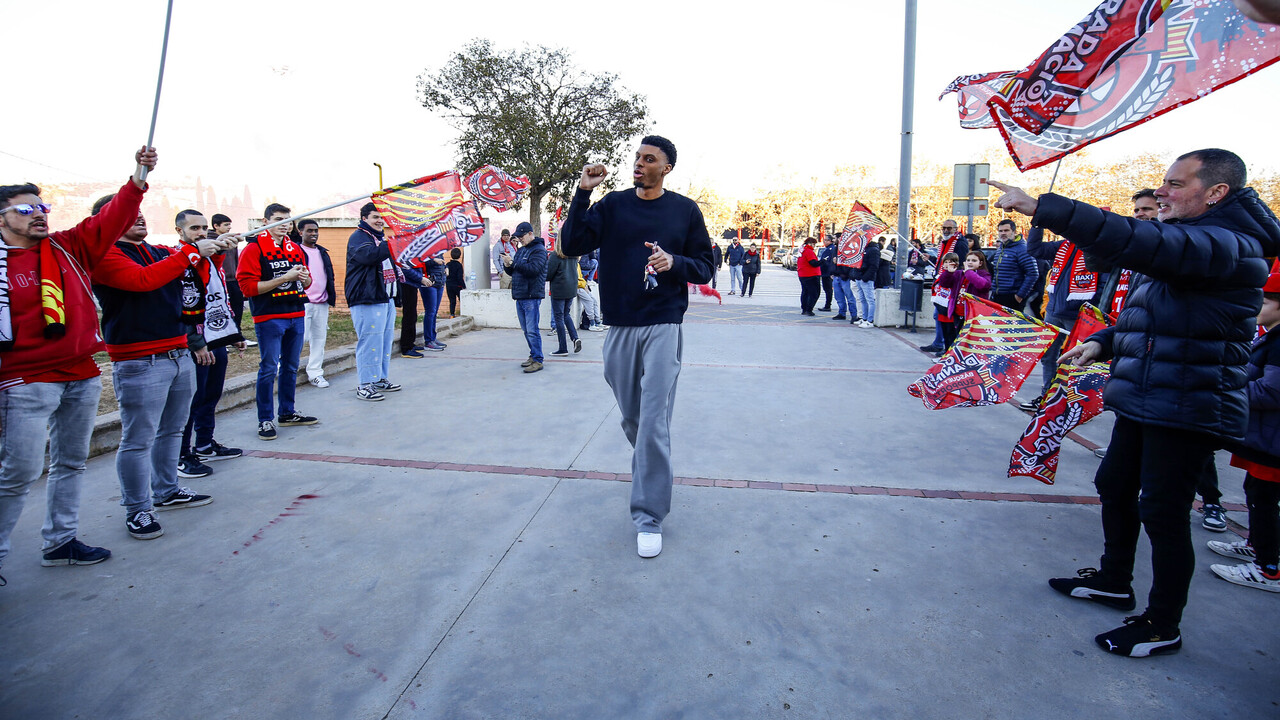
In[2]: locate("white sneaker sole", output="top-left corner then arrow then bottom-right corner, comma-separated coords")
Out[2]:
1211,563 -> 1280,592
637,533 -> 662,558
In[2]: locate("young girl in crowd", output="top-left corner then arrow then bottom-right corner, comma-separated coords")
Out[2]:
932,251 -> 992,351
1208,273 -> 1280,592
445,248 -> 465,317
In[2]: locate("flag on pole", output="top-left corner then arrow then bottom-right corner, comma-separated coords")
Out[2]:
1063,302 -> 1112,354
940,0 -> 1280,171
464,165 -> 530,212
1008,363 -> 1111,484
836,202 -> 890,267
371,172 -> 482,266
908,295 -> 1060,409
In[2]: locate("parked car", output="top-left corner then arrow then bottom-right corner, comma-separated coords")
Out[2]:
781,247 -> 800,270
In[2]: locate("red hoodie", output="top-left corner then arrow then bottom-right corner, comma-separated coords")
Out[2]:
0,180 -> 146,389
797,244 -> 822,278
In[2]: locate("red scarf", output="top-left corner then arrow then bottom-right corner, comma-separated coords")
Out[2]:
1046,242 -> 1097,302
1110,269 -> 1133,315
939,232 -> 963,259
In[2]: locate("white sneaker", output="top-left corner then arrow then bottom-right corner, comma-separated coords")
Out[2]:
1207,539 -> 1256,562
637,532 -> 662,558
309,376 -> 330,388
1210,562 -> 1280,592
859,320 -> 874,328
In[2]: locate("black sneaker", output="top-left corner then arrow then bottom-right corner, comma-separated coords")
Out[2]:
831,314 -> 846,320
551,349 -> 569,356
1048,568 -> 1136,610
918,343 -> 941,352
1095,613 -> 1181,657
278,412 -> 319,426
1201,503 -> 1228,532
371,379 -> 401,393
258,420 -> 277,440
1018,398 -> 1042,412
177,455 -> 213,479
194,441 -> 242,462
154,487 -> 213,511
126,510 -> 164,540
400,349 -> 424,359
40,538 -> 111,567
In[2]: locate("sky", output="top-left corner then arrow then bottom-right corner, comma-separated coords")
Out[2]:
7,0 -> 1280,228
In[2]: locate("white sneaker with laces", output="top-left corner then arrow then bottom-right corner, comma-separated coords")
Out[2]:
310,376 -> 330,388
1210,562 -> 1280,592
637,532 -> 662,558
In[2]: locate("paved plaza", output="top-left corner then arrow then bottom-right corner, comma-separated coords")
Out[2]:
1,266 -> 1274,719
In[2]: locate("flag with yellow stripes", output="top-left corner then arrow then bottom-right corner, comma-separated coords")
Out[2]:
372,171 -> 482,265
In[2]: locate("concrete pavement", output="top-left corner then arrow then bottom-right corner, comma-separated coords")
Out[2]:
0,295 -> 1272,719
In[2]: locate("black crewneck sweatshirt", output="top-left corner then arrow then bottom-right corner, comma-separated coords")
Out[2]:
559,187 -> 713,326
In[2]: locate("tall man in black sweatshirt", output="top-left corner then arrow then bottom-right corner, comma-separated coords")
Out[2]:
560,136 -> 714,559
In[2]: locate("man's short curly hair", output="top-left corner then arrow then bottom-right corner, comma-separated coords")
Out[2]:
640,135 -> 677,168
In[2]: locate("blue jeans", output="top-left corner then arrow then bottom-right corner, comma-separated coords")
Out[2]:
183,345 -> 228,453
255,316 -> 305,422
832,277 -> 854,315
551,297 -> 579,352
729,265 -> 743,293
420,285 -> 442,344
516,299 -> 543,362
113,352 -> 197,514
0,377 -> 102,563
351,300 -> 395,385
856,280 -> 876,323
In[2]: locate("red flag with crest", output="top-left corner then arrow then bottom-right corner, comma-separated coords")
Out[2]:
371,172 -> 483,266
908,295 -> 1060,409
836,202 -> 890,267
464,165 -> 530,212
941,0 -> 1280,171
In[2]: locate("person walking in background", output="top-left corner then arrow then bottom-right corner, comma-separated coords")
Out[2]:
710,241 -> 722,289
295,218 -> 335,387
345,202 -> 402,401
797,237 -> 822,316
741,242 -> 761,298
445,247 -> 465,317
546,246 -> 582,357
726,237 -> 745,295
578,250 -> 603,331
505,222 -> 547,373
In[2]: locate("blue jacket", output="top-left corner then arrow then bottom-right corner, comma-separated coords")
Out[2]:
989,237 -> 1039,300
819,244 -> 838,277
726,242 -> 745,266
344,221 -> 398,306
579,251 -> 599,281
1036,188 -> 1280,441
508,237 -> 547,300
1227,330 -> 1280,467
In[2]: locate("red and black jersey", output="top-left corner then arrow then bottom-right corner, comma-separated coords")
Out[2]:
237,232 -> 307,322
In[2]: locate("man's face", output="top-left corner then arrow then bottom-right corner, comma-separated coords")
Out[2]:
0,193 -> 50,244
123,213 -> 148,243
1156,158 -> 1218,221
299,223 -> 320,246
996,224 -> 1015,241
213,221 -> 232,236
633,144 -> 670,190
940,222 -> 958,237
364,211 -> 385,232
824,238 -> 834,247
265,212 -> 291,240
1133,196 -> 1159,221
177,214 -> 207,244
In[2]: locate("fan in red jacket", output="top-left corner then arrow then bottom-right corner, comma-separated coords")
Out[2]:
91,206 -> 233,541
797,238 -> 823,315
0,147 -> 155,581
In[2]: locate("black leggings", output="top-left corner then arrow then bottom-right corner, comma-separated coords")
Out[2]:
742,274 -> 757,296
446,285 -> 462,316
1246,474 -> 1280,567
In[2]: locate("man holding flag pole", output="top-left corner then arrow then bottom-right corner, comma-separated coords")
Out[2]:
991,148 -> 1280,658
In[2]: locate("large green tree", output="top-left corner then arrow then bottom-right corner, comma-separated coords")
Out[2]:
417,39 -> 650,233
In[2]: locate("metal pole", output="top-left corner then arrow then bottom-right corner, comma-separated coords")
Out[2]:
1047,158 -> 1064,193
136,0 -> 175,185
894,0 -> 917,290
374,162 -> 384,189
967,165 -> 976,235
236,194 -> 370,239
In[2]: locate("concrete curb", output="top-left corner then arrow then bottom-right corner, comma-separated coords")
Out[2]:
88,315 -> 475,458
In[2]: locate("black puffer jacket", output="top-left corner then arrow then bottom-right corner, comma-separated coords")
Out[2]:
1033,188 -> 1280,441
508,237 -> 547,301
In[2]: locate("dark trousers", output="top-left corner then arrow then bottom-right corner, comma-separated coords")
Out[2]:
1095,416 -> 1217,628
399,288 -> 420,354
742,273 -> 756,297
446,284 -> 462,316
820,275 -> 833,309
799,276 -> 820,312
940,319 -> 959,349
182,345 -> 228,454
551,297 -> 579,352
992,292 -> 1025,312
1245,474 -> 1280,567
228,285 -> 245,332
1197,454 -> 1221,505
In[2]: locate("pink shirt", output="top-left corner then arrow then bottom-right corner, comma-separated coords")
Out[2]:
300,244 -> 328,304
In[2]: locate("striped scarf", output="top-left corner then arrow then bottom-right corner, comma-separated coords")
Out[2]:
0,237 -> 67,352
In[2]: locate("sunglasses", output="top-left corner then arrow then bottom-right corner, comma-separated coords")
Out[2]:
1,203 -> 51,216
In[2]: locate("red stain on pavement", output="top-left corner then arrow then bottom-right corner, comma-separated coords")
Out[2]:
228,493 -> 323,557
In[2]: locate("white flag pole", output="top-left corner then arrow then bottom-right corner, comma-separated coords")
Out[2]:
135,0 -> 174,185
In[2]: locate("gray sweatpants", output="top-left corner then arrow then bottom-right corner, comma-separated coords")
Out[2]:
602,324 -> 683,533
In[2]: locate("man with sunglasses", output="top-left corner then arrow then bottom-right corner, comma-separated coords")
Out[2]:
0,147 -> 156,584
